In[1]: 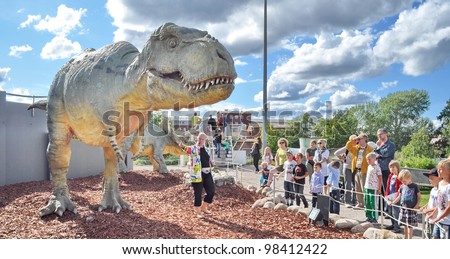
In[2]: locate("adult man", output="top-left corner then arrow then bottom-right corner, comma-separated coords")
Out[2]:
346,133 -> 374,209
374,128 -> 396,194
207,115 -> 216,132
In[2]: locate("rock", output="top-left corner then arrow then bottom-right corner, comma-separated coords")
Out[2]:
263,201 -> 275,209
297,207 -> 310,217
264,197 -> 274,203
335,218 -> 360,229
273,196 -> 281,204
247,185 -> 257,192
174,169 -> 182,174
351,222 -> 373,234
287,205 -> 300,213
256,187 -> 264,194
363,228 -> 403,239
261,187 -> 272,195
251,199 -> 266,209
328,214 -> 342,224
274,203 -> 288,211
214,176 -> 224,186
85,216 -> 95,223
266,191 -> 275,197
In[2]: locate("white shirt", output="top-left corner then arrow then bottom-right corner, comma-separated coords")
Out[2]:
364,164 -> 382,190
283,160 -> 297,182
437,181 -> 450,225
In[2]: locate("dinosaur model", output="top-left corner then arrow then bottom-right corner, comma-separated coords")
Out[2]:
37,23 -> 236,217
122,117 -> 190,173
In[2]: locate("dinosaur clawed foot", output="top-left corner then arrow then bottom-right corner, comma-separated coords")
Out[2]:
39,193 -> 77,217
98,177 -> 132,213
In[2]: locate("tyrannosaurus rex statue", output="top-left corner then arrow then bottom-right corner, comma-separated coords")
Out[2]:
39,23 -> 236,217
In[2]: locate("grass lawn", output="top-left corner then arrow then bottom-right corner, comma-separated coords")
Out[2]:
420,186 -> 432,207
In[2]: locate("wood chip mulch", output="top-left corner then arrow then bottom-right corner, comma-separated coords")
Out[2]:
0,170 -> 363,239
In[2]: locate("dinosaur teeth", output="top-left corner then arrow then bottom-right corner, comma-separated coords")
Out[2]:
199,82 -> 204,90
216,78 -> 220,84
205,81 -> 210,89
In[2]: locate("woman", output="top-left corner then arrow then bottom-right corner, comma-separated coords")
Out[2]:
268,138 -> 289,185
250,137 -> 261,172
179,132 -> 215,218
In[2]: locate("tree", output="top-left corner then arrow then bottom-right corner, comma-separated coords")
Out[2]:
401,127 -> 434,158
313,108 -> 358,148
378,89 -> 430,150
435,99 -> 450,156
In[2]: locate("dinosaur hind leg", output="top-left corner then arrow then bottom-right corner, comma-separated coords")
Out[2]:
39,122 -> 76,217
99,146 -> 131,213
107,127 -> 128,172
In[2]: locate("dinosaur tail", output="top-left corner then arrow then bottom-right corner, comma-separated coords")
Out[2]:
107,127 -> 124,161
27,100 -> 48,111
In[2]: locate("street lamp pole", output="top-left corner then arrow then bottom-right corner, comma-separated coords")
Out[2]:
262,0 -> 268,150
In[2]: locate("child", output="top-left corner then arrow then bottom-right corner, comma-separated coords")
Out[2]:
384,160 -> 402,232
431,159 -> 450,239
327,160 -> 341,215
419,168 -> 441,238
293,153 -> 308,208
389,169 -> 421,239
258,161 -> 270,187
276,150 -> 297,206
310,162 -> 324,208
364,152 -> 382,223
223,138 -> 230,157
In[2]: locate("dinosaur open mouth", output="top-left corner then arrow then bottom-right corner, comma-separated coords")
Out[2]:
181,75 -> 235,91
149,69 -> 235,91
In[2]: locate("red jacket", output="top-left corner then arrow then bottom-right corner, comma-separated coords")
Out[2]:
385,173 -> 402,196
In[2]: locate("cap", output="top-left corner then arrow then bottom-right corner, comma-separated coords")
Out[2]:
423,168 -> 438,177
286,149 -> 293,155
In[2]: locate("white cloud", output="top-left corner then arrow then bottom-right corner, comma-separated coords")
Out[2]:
40,36 -> 82,60
234,59 -> 248,66
0,68 -> 11,86
5,88 -> 33,104
380,80 -> 398,89
105,0 -> 413,56
329,84 -> 378,107
19,15 -> 41,29
266,30 -> 384,101
9,45 -> 33,58
34,4 -> 87,36
234,77 -> 247,84
374,0 -> 450,76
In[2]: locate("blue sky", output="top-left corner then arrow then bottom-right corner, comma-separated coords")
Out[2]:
1,0 -> 449,125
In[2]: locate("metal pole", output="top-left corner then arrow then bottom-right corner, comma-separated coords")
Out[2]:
262,0 -> 268,151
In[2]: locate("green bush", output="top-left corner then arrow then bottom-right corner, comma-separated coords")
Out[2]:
399,156 -> 436,170
133,154 -> 180,166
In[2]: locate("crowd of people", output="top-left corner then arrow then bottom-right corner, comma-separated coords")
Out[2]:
179,119 -> 449,239
252,128 -> 450,239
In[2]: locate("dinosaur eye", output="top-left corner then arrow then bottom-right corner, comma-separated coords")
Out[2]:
168,38 -> 179,48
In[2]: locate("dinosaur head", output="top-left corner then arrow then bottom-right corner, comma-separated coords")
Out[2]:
139,23 -> 237,109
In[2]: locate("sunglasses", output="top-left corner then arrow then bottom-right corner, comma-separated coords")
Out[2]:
318,142 -> 323,144
279,142 -> 285,144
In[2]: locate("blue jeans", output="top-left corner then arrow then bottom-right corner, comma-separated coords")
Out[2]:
433,223 -> 450,239
386,202 -> 400,228
330,189 -> 340,215
216,142 -> 221,157
284,181 -> 295,199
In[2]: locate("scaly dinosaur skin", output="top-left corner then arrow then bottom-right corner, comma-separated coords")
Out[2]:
40,23 -> 236,217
